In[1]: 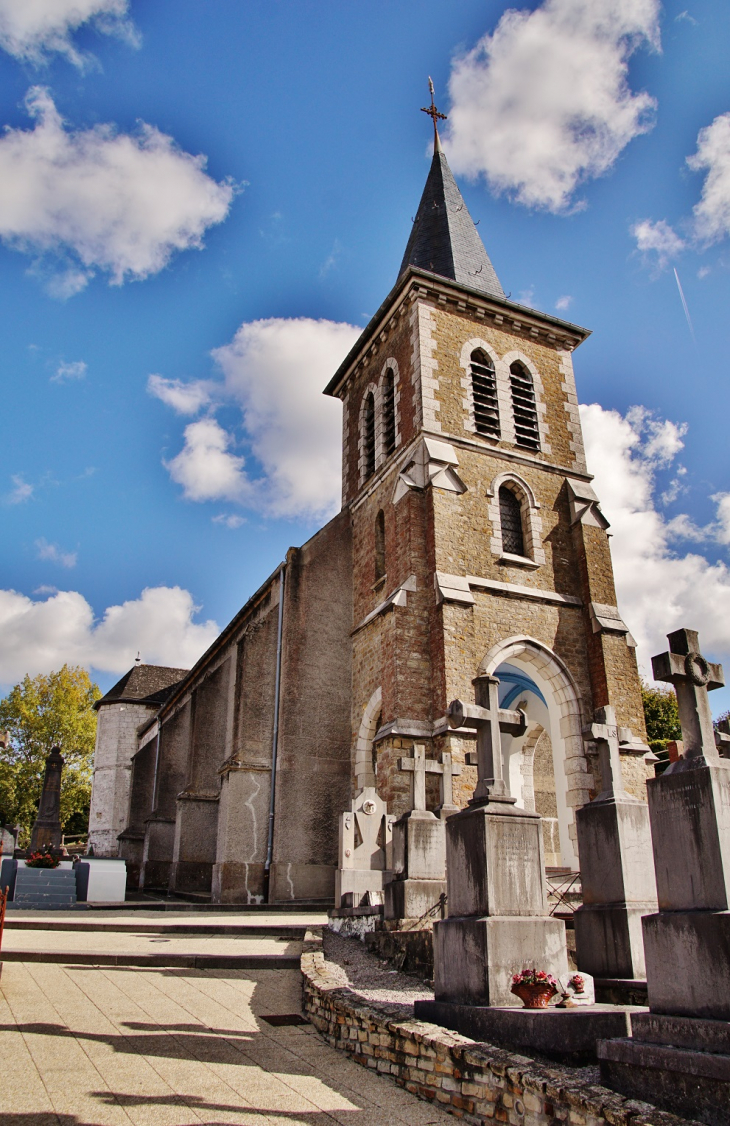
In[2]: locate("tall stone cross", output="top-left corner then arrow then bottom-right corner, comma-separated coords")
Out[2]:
447,673 -> 526,805
651,627 -> 725,766
585,704 -> 632,802
398,745 -> 462,813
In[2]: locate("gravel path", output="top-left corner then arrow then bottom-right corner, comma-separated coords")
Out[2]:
322,929 -> 435,1004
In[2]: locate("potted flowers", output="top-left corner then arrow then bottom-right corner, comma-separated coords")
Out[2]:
511,968 -> 558,1008
25,851 -> 60,869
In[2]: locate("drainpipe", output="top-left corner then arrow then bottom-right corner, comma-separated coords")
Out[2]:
264,562 -> 286,903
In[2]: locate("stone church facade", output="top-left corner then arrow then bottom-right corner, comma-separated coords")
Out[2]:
88,127 -> 651,901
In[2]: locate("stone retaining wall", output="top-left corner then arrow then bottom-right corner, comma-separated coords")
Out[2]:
301,950 -> 694,1126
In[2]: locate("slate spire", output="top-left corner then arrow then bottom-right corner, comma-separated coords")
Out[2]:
398,84 -> 504,301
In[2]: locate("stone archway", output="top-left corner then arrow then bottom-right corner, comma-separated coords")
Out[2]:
480,636 -> 588,869
354,687 -> 382,792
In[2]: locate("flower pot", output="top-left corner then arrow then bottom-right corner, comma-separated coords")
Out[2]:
511,982 -> 557,1009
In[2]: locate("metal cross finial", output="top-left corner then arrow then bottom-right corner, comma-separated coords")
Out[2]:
421,76 -> 447,152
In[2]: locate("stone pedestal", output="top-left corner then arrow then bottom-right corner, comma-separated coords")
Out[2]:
599,1012 -> 730,1126
575,799 -> 657,979
385,809 -> 446,923
433,800 -> 568,1007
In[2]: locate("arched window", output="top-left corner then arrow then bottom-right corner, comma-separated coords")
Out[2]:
470,350 -> 500,438
509,362 -> 540,451
382,369 -> 396,457
363,392 -> 375,480
499,486 -> 525,556
374,509 -> 386,581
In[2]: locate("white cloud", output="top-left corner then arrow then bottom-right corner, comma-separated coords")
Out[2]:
713,492 -> 730,546
0,585 -> 219,686
445,0 -> 660,212
555,295 -> 573,311
5,474 -> 33,505
159,317 -> 360,520
36,538 -> 77,568
0,87 -> 235,294
0,0 -> 137,66
212,513 -> 246,529
165,417 -> 249,505
51,359 -> 87,383
581,402 -> 730,679
631,218 -> 685,268
212,317 -> 359,519
688,112 -> 730,244
147,374 -> 214,416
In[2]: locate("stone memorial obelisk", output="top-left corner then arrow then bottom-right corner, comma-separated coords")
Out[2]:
431,673 -> 567,1006
574,705 -> 657,980
29,747 -> 65,853
599,628 -> 730,1123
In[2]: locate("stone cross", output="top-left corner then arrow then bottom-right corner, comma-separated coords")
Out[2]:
29,746 -> 64,853
584,704 -> 631,802
651,627 -> 724,764
398,745 -> 441,811
447,673 -> 526,805
436,751 -> 462,814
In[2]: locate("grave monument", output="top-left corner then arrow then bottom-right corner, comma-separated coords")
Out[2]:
416,674 -> 636,1061
29,747 -> 65,854
384,745 -> 456,922
598,628 -> 730,1124
334,787 -> 394,908
574,705 -> 657,981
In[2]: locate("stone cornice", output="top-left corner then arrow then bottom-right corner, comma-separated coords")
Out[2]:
323,267 -> 591,400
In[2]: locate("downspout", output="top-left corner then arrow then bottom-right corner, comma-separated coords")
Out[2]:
264,562 -> 286,902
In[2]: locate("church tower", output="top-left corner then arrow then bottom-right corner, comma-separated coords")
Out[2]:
325,91 -> 650,869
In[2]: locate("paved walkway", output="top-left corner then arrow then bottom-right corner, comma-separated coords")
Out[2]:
0,961 -> 454,1126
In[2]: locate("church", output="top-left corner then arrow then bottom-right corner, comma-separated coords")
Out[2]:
88,103 -> 652,904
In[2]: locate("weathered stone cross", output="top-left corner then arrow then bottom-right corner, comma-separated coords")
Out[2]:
651,627 -> 725,765
584,704 -> 632,802
447,673 -> 526,805
398,744 -> 463,814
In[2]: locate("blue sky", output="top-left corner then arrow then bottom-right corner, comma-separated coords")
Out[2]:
0,0 -> 729,713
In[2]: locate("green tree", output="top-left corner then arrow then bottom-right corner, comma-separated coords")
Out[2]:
0,665 -> 101,845
641,680 -> 681,757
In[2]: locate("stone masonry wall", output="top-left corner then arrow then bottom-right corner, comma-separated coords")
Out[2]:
88,701 -> 158,857
301,950 -> 692,1126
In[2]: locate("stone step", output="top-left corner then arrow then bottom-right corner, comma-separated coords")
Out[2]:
0,950 -> 301,969
4,919 -> 313,935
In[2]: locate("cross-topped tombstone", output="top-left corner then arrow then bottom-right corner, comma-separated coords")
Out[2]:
398,744 -> 440,811
587,705 -> 631,802
574,704 -> 657,979
598,629 -> 730,1112
335,787 -> 395,909
397,744 -> 462,815
651,627 -> 724,766
447,673 -> 525,805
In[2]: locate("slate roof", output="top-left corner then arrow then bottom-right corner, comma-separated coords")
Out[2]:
398,148 -> 504,300
95,664 -> 189,710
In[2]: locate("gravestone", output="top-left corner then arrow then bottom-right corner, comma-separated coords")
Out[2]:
385,745 -> 447,922
431,674 -> 567,1006
598,628 -> 730,1125
334,787 -> 395,908
29,747 -> 65,853
574,706 -> 657,980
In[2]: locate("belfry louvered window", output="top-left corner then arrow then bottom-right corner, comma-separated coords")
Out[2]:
363,392 -> 376,480
509,362 -> 540,451
470,350 -> 500,438
499,486 -> 525,556
382,369 -> 396,456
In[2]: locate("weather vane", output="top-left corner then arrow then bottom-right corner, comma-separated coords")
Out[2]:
421,76 -> 447,146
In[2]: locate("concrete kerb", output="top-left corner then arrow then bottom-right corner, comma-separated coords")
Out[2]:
300,949 -> 699,1126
